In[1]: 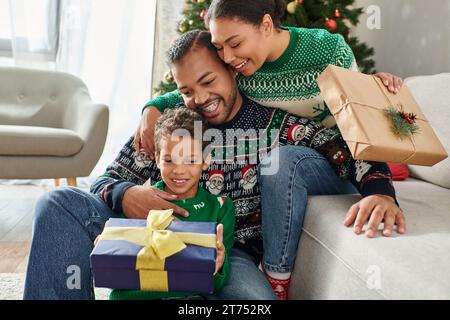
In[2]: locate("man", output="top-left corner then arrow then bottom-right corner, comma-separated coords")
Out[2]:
24,30 -> 405,300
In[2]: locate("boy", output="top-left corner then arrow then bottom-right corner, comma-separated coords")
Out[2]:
102,108 -> 235,299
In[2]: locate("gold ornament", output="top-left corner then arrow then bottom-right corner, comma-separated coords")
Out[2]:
164,70 -> 174,83
287,1 -> 297,14
179,23 -> 188,33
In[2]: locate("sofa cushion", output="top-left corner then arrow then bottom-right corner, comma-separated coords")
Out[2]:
290,178 -> 450,299
404,74 -> 450,188
0,125 -> 83,156
388,163 -> 409,181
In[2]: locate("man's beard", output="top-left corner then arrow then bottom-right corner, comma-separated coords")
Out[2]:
195,87 -> 238,126
221,87 -> 238,124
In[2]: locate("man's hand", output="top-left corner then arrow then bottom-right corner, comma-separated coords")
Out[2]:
374,72 -> 403,94
122,185 -> 189,219
344,194 -> 406,238
214,224 -> 225,275
133,107 -> 162,159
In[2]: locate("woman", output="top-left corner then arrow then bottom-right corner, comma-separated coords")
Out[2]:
135,0 -> 403,299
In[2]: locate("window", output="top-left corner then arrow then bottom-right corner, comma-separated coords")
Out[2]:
0,0 -> 12,57
0,0 -> 60,61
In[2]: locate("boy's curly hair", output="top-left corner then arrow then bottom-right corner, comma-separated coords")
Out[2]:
154,108 -> 209,155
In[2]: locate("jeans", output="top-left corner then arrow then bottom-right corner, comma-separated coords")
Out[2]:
23,187 -> 276,300
259,146 -> 358,273
205,248 -> 276,300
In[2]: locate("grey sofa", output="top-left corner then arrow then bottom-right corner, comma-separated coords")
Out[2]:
0,67 -> 109,185
290,73 -> 450,299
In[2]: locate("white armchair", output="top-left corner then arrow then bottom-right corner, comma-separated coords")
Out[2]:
0,66 -> 109,186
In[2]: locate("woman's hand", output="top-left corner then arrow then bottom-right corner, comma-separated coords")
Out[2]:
133,107 -> 162,159
214,224 -> 225,275
374,72 -> 403,94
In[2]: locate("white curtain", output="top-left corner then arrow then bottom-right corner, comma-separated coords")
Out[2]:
56,0 -> 157,181
2,0 -> 157,187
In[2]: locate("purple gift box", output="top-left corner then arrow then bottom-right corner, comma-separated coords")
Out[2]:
90,218 -> 216,293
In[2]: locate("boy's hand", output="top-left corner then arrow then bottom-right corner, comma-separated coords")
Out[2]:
133,107 -> 161,160
344,194 -> 406,238
374,72 -> 403,94
122,186 -> 189,219
214,224 -> 225,275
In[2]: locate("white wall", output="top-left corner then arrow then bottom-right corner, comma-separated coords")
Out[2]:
353,0 -> 450,78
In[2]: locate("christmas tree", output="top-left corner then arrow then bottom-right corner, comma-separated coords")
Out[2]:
154,0 -> 375,96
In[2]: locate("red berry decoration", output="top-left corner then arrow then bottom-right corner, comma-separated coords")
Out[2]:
297,0 -> 304,4
401,112 -> 416,125
325,19 -> 337,32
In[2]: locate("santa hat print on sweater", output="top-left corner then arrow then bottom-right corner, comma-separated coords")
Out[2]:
287,123 -> 310,142
205,170 -> 225,195
240,165 -> 257,190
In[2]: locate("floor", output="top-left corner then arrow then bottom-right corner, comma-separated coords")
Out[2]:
0,178 -> 94,274
0,185 -> 46,273
0,183 -> 113,300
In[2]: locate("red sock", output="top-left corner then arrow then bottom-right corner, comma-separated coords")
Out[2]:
264,272 -> 290,300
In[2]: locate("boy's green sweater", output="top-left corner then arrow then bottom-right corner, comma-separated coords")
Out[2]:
109,181 -> 235,300
144,26 -> 357,128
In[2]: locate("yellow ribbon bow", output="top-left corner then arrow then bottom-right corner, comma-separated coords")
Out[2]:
99,209 -> 216,270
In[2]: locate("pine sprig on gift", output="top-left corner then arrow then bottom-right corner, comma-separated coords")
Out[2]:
384,106 -> 420,139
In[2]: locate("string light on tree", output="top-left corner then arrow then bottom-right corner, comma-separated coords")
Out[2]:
334,9 -> 340,18
287,1 -> 297,14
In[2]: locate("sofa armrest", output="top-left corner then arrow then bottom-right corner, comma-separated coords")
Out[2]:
62,88 -> 109,158
404,73 -> 450,189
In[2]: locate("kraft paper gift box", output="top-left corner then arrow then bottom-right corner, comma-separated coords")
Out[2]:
316,64 -> 448,166
90,210 -> 217,293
